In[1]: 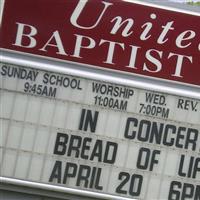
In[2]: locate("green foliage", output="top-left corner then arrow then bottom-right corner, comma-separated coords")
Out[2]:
187,1 -> 200,6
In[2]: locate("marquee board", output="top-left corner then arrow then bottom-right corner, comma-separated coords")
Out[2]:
0,0 -> 200,200
0,61 -> 199,199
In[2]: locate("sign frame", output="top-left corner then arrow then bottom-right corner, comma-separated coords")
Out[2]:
0,1 -> 200,199
1,49 -> 200,99
1,40 -> 199,200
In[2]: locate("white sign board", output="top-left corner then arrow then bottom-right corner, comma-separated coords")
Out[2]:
0,62 -> 199,200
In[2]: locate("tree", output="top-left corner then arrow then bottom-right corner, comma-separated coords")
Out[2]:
187,1 -> 200,5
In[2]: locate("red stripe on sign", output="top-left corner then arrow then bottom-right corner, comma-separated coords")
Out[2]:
0,0 -> 200,86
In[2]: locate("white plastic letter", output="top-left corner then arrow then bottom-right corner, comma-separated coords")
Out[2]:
70,0 -> 112,29
126,45 -> 141,69
157,21 -> 174,44
13,22 -> 37,48
140,14 -> 156,41
99,39 -> 125,64
143,49 -> 163,73
72,34 -> 96,58
168,53 -> 192,77
110,17 -> 134,37
176,30 -> 196,48
39,31 -> 67,55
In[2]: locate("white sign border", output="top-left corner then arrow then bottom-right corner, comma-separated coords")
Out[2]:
0,177 -> 134,200
1,48 -> 200,99
126,0 -> 200,16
